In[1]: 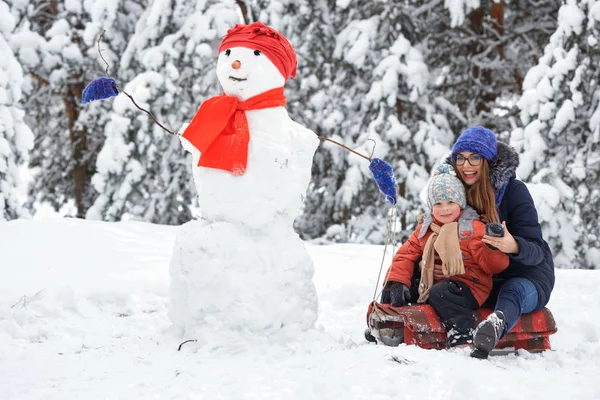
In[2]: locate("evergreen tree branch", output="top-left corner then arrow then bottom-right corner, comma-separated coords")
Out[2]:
30,72 -> 49,86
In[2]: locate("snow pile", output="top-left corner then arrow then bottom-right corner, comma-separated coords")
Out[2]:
1,219 -> 599,399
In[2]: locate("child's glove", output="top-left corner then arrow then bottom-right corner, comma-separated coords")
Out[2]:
381,282 -> 411,307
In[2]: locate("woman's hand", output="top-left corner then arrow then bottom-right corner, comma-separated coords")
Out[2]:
482,221 -> 519,254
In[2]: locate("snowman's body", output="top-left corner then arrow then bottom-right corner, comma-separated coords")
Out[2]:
169,44 -> 319,340
184,106 -> 317,229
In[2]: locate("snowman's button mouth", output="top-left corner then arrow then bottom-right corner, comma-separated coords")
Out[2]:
229,76 -> 247,82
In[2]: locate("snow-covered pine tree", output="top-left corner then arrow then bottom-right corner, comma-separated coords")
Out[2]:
87,0 -> 241,224
7,0 -> 142,218
414,0 -> 560,134
511,0 -> 600,269
283,0 -> 457,243
0,1 -> 34,221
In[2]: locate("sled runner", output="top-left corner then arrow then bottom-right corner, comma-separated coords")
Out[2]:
365,302 -> 557,354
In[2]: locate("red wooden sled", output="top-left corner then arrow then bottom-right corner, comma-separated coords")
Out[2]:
366,302 -> 557,354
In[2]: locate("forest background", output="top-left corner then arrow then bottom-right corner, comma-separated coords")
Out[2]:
1,0 -> 599,269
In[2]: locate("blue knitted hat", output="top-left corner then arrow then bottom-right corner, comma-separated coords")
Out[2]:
451,126 -> 498,161
427,164 -> 466,209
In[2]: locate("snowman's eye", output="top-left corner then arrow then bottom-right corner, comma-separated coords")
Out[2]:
254,50 -> 261,56
225,49 -> 231,56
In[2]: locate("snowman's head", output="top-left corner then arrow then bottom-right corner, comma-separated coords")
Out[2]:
216,22 -> 297,101
217,47 -> 284,100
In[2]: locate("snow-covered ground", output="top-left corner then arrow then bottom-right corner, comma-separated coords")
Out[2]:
1,219 -> 598,400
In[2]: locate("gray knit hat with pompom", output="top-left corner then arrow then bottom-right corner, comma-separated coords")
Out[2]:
427,164 -> 466,209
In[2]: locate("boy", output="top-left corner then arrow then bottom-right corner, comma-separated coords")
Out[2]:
381,165 -> 509,347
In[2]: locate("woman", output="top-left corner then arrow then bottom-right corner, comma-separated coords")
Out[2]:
447,126 -> 555,359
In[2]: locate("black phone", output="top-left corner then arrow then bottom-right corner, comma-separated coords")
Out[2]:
485,222 -> 504,249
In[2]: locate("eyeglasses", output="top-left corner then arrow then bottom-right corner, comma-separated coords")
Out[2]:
455,154 -> 483,166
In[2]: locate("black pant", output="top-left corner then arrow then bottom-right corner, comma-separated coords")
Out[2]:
409,260 -> 479,345
427,280 -> 479,346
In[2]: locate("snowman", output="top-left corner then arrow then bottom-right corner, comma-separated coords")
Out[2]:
168,22 -> 319,342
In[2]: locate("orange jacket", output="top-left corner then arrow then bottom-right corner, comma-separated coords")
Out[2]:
384,210 -> 509,305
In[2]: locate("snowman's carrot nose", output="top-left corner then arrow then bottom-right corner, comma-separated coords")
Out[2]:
232,60 -> 241,69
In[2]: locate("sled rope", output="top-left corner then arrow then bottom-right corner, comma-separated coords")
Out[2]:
371,185 -> 400,304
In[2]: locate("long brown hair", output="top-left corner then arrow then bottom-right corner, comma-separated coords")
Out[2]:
455,160 -> 500,223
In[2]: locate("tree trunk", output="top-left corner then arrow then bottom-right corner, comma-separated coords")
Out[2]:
398,181 -> 406,231
396,98 -> 404,120
469,1 -> 505,116
490,0 -> 505,59
235,0 -> 253,24
63,79 -> 88,218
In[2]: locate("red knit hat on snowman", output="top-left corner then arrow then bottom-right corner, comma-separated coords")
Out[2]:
219,21 -> 297,80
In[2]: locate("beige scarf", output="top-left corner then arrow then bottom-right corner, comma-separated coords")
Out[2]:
418,221 -> 465,303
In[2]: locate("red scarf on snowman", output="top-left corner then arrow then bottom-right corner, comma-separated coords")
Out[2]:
182,22 -> 297,175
